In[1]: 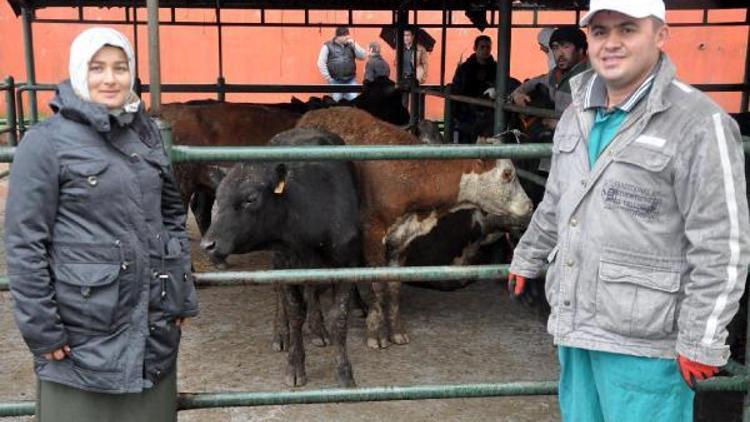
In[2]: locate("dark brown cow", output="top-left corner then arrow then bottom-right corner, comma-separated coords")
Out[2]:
297,107 -> 534,349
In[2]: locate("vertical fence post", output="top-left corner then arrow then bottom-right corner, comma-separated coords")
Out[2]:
156,118 -> 173,162
443,84 -> 453,143
4,76 -> 18,146
741,8 -> 750,112
21,7 -> 38,124
147,0 -> 162,115
494,0 -> 511,135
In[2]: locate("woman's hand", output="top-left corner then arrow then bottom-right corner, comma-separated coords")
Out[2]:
43,345 -> 71,361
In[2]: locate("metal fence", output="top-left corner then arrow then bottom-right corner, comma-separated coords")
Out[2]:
0,85 -> 750,419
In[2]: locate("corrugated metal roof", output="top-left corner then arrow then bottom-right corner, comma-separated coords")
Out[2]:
7,0 -> 749,16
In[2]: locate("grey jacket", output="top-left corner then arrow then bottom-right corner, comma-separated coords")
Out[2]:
364,54 -> 391,82
5,81 -> 198,393
512,59 -> 590,115
510,55 -> 750,366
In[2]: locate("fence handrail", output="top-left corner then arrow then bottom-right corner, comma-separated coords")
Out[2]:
0,375 -> 747,417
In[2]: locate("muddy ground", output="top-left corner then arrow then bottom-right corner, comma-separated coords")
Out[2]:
0,168 -> 742,421
0,170 -> 563,421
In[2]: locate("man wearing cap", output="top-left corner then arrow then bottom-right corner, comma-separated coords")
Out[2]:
510,26 -> 590,119
317,26 -> 367,101
537,27 -> 557,70
508,1 -> 749,420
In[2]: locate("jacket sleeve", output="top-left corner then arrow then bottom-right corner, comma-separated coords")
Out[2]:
511,73 -> 546,97
674,112 -> 750,366
4,126 -> 68,355
417,46 -> 429,83
508,111 -> 568,278
352,42 -> 367,60
317,45 -> 333,82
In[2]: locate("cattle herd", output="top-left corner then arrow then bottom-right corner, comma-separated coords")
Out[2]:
157,82 -> 750,389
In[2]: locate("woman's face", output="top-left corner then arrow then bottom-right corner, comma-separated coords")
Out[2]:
87,46 -> 131,109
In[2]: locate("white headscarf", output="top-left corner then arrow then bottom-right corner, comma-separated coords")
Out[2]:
69,27 -> 140,112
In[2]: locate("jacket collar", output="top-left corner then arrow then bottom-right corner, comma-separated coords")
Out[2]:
50,80 -> 144,133
570,52 -> 675,116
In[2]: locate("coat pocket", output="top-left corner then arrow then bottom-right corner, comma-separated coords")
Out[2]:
544,246 -> 560,307
62,160 -> 111,202
150,238 -> 192,317
53,262 -> 122,333
595,257 -> 681,339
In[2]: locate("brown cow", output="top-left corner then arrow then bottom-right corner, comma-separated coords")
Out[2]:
296,107 -> 534,349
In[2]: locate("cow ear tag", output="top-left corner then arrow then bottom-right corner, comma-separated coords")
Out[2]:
274,179 -> 286,194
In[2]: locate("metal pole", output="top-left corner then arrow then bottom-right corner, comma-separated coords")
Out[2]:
440,4 -> 447,88
156,118 -> 172,159
4,76 -> 18,146
443,84 -> 453,143
215,0 -> 225,102
741,9 -> 750,112
147,0 -> 162,114
21,7 -> 38,124
494,0 -> 512,134
396,8 -> 407,86
132,1 -> 140,82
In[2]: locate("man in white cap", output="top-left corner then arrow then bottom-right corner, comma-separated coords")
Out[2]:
508,1 -> 749,420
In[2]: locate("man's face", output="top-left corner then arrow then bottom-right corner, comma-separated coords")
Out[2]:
475,40 -> 492,61
587,11 -> 668,90
404,31 -> 414,46
335,35 -> 350,44
551,41 -> 584,71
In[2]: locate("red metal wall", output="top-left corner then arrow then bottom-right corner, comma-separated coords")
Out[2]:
0,5 -> 747,118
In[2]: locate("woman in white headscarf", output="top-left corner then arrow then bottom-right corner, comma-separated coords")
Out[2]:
5,27 -> 198,421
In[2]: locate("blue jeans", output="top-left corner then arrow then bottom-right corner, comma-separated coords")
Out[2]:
558,346 -> 694,422
328,78 -> 359,102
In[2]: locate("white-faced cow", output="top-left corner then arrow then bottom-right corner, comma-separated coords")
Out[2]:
296,107 -> 534,349
200,128 -> 361,388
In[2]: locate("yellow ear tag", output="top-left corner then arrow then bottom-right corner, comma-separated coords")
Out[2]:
274,180 -> 286,194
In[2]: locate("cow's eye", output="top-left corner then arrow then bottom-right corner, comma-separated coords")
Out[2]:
243,193 -> 260,208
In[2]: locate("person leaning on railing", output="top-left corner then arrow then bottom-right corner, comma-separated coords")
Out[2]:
4,27 -> 198,421
507,1 -> 750,421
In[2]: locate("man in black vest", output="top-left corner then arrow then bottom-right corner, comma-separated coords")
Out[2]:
317,26 -> 367,102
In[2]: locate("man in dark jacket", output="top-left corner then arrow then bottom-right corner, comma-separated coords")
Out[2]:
317,26 -> 367,102
450,35 -> 520,143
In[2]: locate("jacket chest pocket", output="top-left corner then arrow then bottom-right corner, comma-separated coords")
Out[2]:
612,143 -> 672,178
53,262 -> 123,333
595,253 -> 681,339
61,160 -> 112,202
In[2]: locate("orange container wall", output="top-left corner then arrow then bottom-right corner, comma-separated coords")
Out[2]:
0,4 -> 747,118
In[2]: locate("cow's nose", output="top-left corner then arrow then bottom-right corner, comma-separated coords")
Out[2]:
201,238 -> 216,252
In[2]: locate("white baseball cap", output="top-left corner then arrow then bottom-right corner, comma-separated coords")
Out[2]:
579,0 -> 666,27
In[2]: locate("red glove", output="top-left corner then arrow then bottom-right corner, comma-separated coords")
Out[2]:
677,354 -> 718,388
507,273 -> 527,297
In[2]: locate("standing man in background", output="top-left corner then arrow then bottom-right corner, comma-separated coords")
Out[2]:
508,1 -> 749,420
401,27 -> 429,84
317,26 -> 367,102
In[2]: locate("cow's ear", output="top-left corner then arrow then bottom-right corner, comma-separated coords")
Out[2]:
274,163 -> 287,195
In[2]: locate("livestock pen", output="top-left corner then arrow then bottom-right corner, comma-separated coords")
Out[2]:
1,0 -> 750,420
